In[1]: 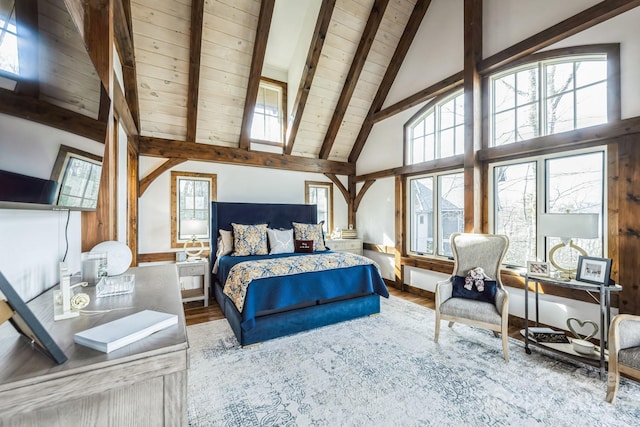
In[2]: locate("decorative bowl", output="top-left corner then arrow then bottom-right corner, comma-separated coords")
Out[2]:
572,338 -> 595,355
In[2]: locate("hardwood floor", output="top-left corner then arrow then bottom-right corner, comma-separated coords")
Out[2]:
183,286 -> 524,341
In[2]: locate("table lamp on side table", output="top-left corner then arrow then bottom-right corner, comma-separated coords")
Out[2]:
540,213 -> 599,279
181,219 -> 208,261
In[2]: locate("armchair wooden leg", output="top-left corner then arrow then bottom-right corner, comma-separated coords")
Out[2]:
606,369 -> 620,403
434,312 -> 441,342
448,321 -> 455,328
501,330 -> 509,363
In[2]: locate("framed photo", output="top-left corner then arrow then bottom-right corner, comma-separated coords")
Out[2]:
0,272 -> 68,364
527,261 -> 550,277
575,256 -> 612,286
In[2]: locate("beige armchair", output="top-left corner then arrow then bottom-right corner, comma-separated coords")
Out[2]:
606,314 -> 640,403
434,232 -> 510,361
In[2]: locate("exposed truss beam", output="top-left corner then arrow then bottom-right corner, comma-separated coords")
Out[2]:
114,0 -> 140,130
139,158 -> 186,196
325,173 -> 349,203
239,0 -> 276,150
285,0 -> 337,155
372,71 -> 464,123
318,0 -> 389,160
478,0 -> 640,74
139,136 -> 354,175
186,0 -> 205,142
348,0 -> 432,163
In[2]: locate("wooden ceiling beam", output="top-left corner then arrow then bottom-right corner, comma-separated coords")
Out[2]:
370,1 -> 640,125
479,0 -> 640,74
139,158 -> 186,196
348,0 -> 432,163
372,71 -> 464,123
285,0 -> 337,155
318,0 -> 390,160
238,0 -> 276,150
114,0 -> 139,131
0,88 -> 107,142
186,0 -> 205,142
139,136 -> 355,176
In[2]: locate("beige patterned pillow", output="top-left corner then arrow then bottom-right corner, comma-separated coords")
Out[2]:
292,222 -> 327,252
231,223 -> 268,256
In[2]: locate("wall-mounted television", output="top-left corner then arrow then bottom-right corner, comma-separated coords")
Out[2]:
0,0 -> 108,211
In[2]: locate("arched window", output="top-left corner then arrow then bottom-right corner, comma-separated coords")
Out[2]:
405,90 -> 464,165
488,46 -> 618,146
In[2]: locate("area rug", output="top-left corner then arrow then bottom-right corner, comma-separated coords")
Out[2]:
187,296 -> 640,426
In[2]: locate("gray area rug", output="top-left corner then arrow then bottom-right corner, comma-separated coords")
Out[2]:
187,296 -> 640,426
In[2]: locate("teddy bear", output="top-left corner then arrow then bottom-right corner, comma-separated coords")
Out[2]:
464,267 -> 490,292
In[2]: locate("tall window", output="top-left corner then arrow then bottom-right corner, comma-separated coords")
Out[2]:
305,181 -> 333,233
491,149 -> 604,267
405,91 -> 464,165
171,172 -> 216,247
0,1 -> 18,76
408,171 -> 464,257
251,79 -> 286,144
490,54 -> 608,146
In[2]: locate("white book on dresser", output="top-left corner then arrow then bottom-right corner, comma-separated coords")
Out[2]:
74,309 -> 178,353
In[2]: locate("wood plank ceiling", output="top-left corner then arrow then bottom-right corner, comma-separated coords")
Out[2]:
130,0 -> 423,165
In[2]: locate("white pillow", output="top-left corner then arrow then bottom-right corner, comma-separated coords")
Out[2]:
212,229 -> 233,275
218,229 -> 233,257
267,228 -> 294,254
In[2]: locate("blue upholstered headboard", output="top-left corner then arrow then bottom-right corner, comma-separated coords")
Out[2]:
209,201 -> 317,267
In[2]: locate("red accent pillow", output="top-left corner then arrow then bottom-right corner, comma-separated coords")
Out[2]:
294,239 -> 313,253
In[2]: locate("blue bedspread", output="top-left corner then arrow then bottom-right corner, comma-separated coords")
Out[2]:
216,252 -> 389,330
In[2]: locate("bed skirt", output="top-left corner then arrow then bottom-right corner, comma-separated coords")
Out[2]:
213,281 -> 381,346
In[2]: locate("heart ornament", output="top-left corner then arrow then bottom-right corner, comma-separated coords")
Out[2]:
566,317 -> 599,341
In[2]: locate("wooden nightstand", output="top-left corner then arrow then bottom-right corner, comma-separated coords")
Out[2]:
325,238 -> 363,255
177,259 -> 209,307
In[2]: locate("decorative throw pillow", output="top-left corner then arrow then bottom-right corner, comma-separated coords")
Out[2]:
231,223 -> 268,256
217,229 -> 233,257
294,239 -> 313,253
452,275 -> 497,303
267,228 -> 294,254
292,222 -> 327,251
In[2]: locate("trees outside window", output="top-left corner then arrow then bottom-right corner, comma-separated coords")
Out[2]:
491,150 -> 604,267
171,172 -> 216,248
408,172 -> 464,257
490,55 -> 608,146
305,181 -> 333,233
405,91 -> 464,165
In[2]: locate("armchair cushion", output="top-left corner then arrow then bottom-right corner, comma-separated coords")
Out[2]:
439,297 -> 502,326
618,347 -> 640,370
452,275 -> 497,304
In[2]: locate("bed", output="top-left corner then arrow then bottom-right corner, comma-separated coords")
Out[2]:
209,201 -> 389,346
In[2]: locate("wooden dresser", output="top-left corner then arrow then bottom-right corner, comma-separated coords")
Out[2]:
0,264 -> 189,426
325,238 -> 363,255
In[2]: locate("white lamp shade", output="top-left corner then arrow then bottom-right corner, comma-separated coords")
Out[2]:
181,219 -> 208,237
539,213 -> 599,239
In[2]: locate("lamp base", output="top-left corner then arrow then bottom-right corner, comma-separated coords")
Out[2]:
184,237 -> 204,260
548,240 -> 587,280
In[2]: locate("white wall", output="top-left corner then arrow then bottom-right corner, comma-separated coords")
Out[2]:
0,209 -> 81,302
0,114 -> 100,300
356,2 -> 637,330
138,158 -> 348,254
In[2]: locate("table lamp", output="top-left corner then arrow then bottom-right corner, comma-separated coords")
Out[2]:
181,219 -> 207,260
539,213 -> 599,279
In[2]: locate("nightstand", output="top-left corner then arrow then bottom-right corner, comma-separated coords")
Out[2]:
325,238 -> 363,255
176,259 -> 209,307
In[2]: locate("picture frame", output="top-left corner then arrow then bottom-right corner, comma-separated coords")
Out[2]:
527,260 -> 550,277
575,256 -> 612,286
0,272 -> 68,364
